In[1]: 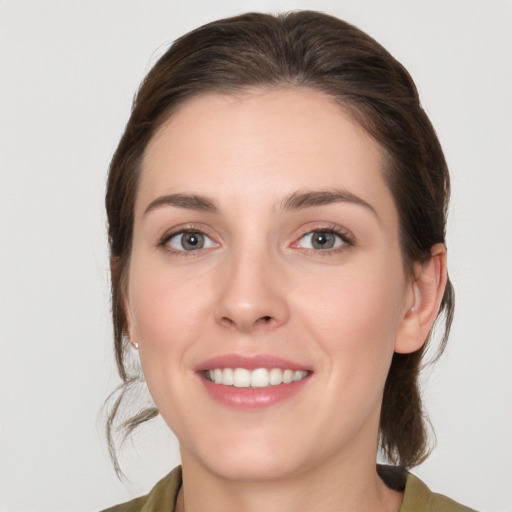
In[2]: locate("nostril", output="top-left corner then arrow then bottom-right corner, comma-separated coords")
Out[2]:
218,313 -> 277,330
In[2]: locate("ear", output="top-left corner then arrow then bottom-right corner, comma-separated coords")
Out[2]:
394,243 -> 448,354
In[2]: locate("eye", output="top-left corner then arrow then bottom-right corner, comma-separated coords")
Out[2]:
165,230 -> 217,251
297,230 -> 347,250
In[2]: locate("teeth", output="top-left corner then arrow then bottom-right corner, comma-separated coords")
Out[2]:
250,368 -> 269,388
292,370 -> 305,382
233,368 -> 251,388
221,368 -> 234,385
206,368 -> 308,388
283,369 -> 294,384
269,368 -> 283,385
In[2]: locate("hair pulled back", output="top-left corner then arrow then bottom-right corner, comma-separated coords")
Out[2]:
106,10 -> 453,474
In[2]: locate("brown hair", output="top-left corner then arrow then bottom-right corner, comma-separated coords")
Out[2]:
105,10 -> 454,474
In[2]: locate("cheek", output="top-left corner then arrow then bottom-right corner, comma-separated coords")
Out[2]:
127,260 -> 212,359
293,257 -> 406,375
126,262 -> 215,424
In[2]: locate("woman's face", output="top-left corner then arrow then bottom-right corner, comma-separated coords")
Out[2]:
126,88 -> 416,481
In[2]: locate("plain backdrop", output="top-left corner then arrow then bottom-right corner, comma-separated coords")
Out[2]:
1,1 -> 511,511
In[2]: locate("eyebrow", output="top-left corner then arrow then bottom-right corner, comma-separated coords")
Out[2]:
281,189 -> 379,219
144,194 -> 218,215
143,189 -> 378,219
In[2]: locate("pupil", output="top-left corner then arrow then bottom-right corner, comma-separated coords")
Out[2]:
313,232 -> 334,249
182,233 -> 204,250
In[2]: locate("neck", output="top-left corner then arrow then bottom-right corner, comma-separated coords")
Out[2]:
177,446 -> 403,512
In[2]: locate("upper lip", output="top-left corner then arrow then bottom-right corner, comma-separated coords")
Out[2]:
195,353 -> 311,372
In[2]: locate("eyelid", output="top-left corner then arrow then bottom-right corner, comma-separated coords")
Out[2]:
156,222 -> 354,255
158,225 -> 220,253
298,232 -> 344,250
290,224 -> 355,251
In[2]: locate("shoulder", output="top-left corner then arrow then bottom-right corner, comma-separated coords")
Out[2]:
100,495 -> 147,512
378,465 -> 477,511
401,470 -> 478,512
99,466 -> 182,512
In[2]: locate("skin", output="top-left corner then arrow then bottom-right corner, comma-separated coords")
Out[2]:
125,88 -> 447,512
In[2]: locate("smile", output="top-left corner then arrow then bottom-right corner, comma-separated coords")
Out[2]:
204,368 -> 310,388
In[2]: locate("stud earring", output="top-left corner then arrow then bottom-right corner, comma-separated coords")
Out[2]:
132,341 -> 139,349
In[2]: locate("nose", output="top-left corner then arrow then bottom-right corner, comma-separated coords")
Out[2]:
214,245 -> 289,333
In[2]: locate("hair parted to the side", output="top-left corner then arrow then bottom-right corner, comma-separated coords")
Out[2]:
105,10 -> 453,476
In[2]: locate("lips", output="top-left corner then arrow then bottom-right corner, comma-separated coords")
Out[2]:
196,354 -> 312,409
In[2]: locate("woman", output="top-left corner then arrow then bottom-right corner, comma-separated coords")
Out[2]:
102,11 -> 475,512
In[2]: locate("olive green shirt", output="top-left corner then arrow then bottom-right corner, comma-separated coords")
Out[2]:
101,465 -> 477,512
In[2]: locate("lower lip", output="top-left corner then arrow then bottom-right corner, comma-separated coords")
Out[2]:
199,374 -> 311,409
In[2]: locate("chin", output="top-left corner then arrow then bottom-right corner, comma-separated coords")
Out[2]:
182,428 -> 314,483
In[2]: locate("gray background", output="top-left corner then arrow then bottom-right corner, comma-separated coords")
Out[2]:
1,1 -> 511,511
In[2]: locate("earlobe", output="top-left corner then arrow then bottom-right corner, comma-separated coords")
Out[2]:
394,243 -> 448,354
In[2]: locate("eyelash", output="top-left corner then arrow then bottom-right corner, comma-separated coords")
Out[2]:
157,224 -> 355,256
158,226 -> 218,256
293,225 -> 355,255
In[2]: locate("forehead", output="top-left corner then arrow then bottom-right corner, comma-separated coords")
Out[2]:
138,87 -> 393,219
